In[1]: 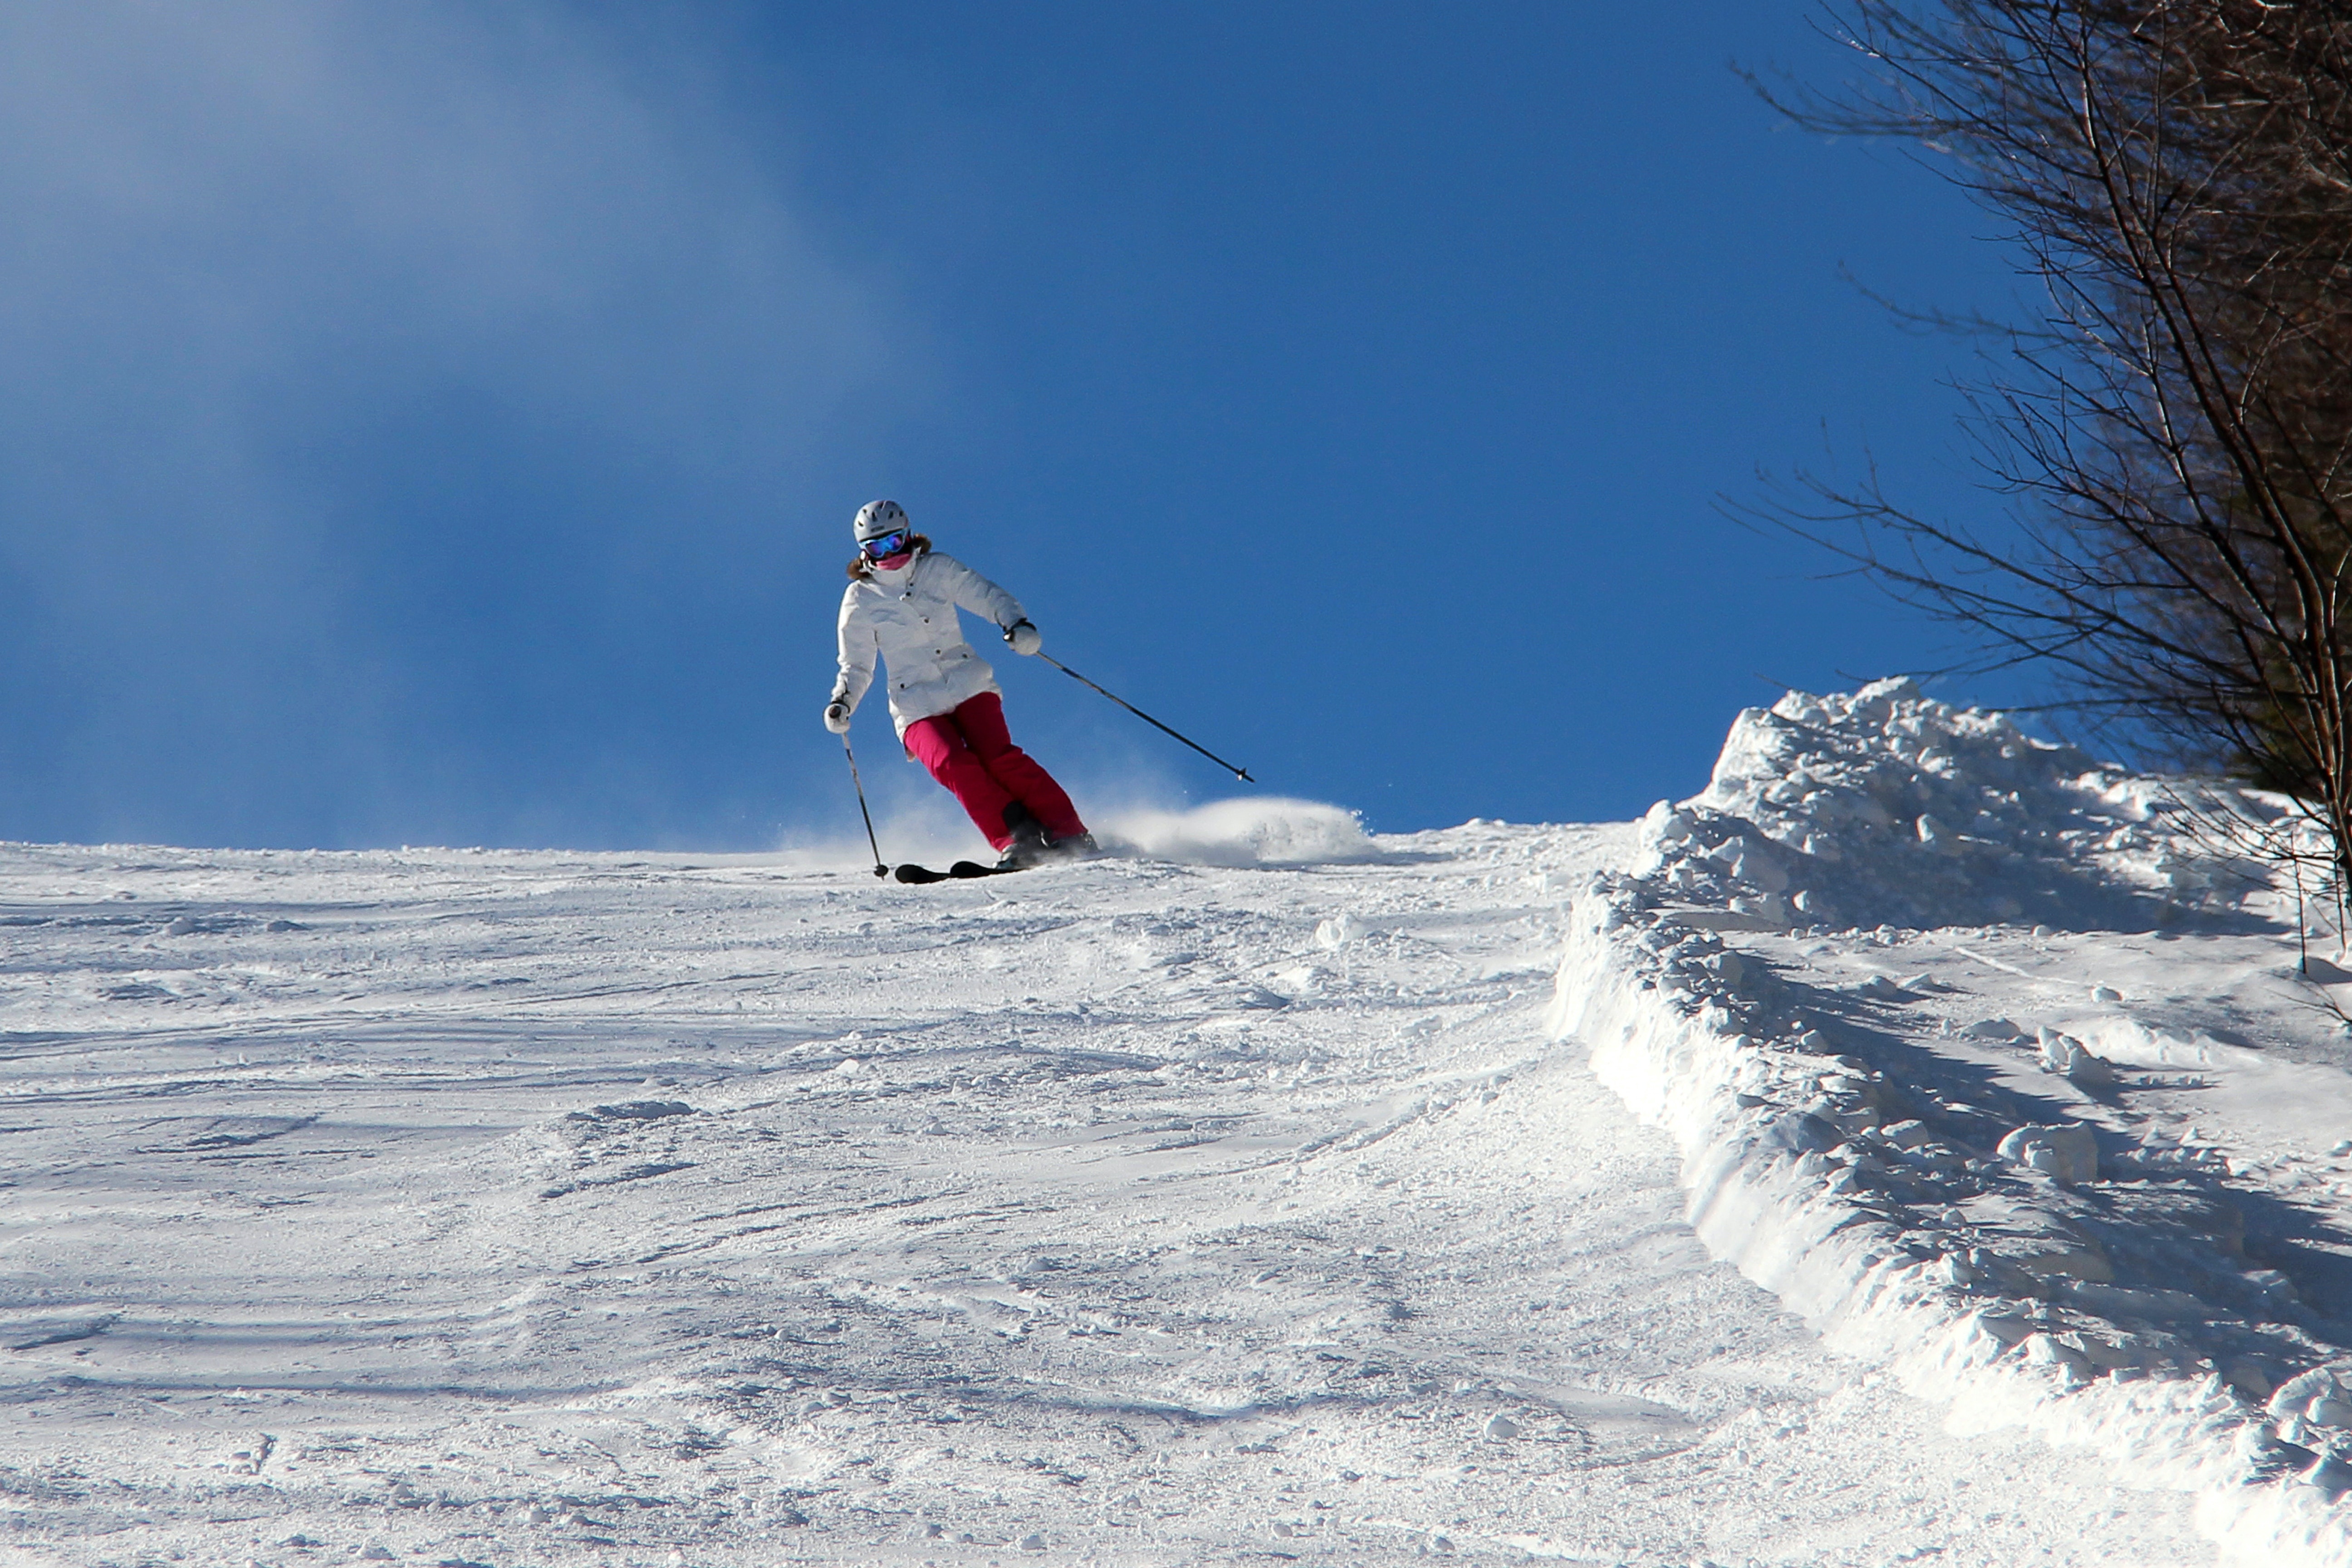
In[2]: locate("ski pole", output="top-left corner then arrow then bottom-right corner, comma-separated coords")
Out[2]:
841,734 -> 887,878
1034,652 -> 1254,783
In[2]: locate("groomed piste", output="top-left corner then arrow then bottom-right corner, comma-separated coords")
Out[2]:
6,689 -> 2349,1563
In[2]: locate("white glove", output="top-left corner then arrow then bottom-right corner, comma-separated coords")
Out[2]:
1004,619 -> 1041,657
823,700 -> 852,735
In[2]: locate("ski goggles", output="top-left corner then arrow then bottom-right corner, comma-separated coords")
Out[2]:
861,529 -> 912,561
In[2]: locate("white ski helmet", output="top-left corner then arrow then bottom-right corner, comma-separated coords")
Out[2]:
853,499 -> 909,544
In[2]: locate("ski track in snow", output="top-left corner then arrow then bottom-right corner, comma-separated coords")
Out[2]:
0,818 -> 2221,1565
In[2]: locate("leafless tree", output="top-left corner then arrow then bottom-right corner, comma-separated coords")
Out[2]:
1749,3 -> 2352,883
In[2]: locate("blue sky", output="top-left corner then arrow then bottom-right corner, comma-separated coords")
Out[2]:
0,1 -> 2019,849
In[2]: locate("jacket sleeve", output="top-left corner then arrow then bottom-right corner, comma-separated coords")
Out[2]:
931,553 -> 1028,632
832,585 -> 877,710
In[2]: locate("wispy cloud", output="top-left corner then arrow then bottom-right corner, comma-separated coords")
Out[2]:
0,1 -> 923,845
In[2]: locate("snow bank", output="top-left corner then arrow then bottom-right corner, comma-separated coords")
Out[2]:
1552,678 -> 2352,1565
1646,677 -> 2275,931
1096,797 -> 1374,867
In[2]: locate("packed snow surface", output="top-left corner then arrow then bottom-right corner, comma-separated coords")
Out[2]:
1554,679 -> 2352,1565
2,798 -> 2223,1564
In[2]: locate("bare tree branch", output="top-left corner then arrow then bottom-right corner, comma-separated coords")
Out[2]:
1740,1 -> 2352,885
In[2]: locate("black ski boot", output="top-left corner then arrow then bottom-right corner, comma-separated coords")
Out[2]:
996,802 -> 1054,871
1044,830 -> 1101,861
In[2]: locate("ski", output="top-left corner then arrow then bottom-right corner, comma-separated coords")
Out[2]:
892,860 -> 1021,884
893,847 -> 1104,883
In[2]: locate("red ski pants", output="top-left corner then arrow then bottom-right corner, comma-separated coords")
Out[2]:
902,692 -> 1087,850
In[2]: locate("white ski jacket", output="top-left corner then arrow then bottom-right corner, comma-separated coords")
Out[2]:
832,549 -> 1029,737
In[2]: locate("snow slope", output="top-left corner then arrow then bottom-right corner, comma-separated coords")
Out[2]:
1,804 -> 2221,1565
1553,679 -> 2352,1566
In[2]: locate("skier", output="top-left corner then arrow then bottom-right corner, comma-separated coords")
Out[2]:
824,500 -> 1097,869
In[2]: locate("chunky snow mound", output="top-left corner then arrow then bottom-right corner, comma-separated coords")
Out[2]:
1642,677 -> 2263,932
1556,678 -> 2352,1566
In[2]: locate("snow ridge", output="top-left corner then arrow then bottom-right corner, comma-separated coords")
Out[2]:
1552,677 -> 2352,1565
1095,797 -> 1376,867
